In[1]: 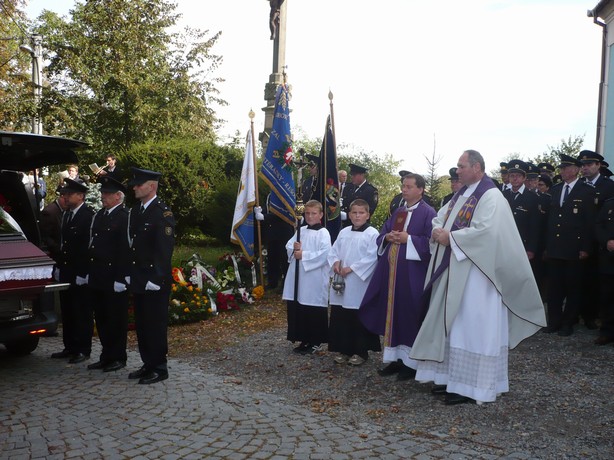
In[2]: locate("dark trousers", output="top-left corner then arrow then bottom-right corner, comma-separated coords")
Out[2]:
581,253 -> 600,323
59,284 -> 93,355
90,288 -> 128,364
599,274 -> 614,338
547,259 -> 586,329
134,290 -> 169,373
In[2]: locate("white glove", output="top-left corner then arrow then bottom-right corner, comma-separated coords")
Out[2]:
113,281 -> 127,293
76,275 -> 88,286
340,211 -> 347,221
145,281 -> 161,291
254,206 -> 265,221
53,268 -> 60,281
125,276 -> 131,285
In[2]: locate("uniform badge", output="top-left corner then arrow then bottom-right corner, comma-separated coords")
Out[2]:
165,226 -> 173,236
595,198 -> 599,205
573,208 -> 578,214
163,211 -> 173,218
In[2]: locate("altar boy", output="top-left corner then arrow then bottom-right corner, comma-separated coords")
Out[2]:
282,200 -> 332,354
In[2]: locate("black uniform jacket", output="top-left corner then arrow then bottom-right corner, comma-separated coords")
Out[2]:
546,181 -> 596,260
88,205 -> 131,291
129,198 -> 175,294
59,204 -> 95,284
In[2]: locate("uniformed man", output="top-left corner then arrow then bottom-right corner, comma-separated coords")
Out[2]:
594,197 -> 614,345
301,154 -> 319,203
499,162 -> 511,192
525,163 -> 540,193
538,162 -> 555,179
343,163 -> 378,218
440,167 -> 461,207
127,167 -> 175,384
503,160 -> 541,264
601,161 -> 613,179
544,154 -> 596,336
39,184 -> 69,262
578,150 -> 614,329
51,178 -> 95,363
86,176 -> 131,372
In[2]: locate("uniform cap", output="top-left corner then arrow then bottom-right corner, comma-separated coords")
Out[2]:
557,154 -> 582,169
578,150 -> 604,163
99,176 -> 126,193
500,162 -> 509,173
525,162 -> 540,179
507,160 -> 527,175
349,163 -> 368,174
448,167 -> 459,180
60,178 -> 88,194
537,162 -> 555,173
538,174 -> 552,188
128,167 -> 162,186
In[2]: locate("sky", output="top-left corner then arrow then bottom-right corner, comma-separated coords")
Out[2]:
24,0 -> 605,175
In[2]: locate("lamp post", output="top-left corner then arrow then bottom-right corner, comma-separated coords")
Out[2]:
19,34 -> 43,134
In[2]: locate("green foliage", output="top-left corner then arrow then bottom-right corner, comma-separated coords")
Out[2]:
31,0 -> 223,151
121,137 -> 241,235
201,177 -> 238,243
531,135 -> 585,166
0,0 -> 34,132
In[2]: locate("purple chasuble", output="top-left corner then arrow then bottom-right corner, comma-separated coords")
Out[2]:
358,201 -> 436,348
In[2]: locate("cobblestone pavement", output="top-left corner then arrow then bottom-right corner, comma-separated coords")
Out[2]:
0,336 -> 539,460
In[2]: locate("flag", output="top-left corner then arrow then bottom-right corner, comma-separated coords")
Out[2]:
315,115 -> 341,242
230,129 -> 257,260
259,85 -> 296,225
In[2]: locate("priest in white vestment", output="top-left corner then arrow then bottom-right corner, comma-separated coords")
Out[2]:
410,150 -> 547,405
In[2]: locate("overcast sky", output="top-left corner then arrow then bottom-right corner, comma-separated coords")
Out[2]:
25,0 -> 604,174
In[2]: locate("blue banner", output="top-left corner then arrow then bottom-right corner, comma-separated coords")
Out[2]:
259,85 -> 296,226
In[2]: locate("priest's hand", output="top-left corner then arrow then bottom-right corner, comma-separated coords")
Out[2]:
579,251 -> 589,260
607,240 -> 614,252
333,261 -> 341,274
433,228 -> 450,246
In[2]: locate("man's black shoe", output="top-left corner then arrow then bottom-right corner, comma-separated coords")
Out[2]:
431,384 -> 447,395
396,366 -> 417,381
138,371 -> 169,385
293,342 -> 310,354
68,353 -> 90,364
87,361 -> 105,370
103,361 -> 126,372
444,393 -> 472,405
128,366 -> 148,380
377,361 -> 403,376
51,350 -> 71,359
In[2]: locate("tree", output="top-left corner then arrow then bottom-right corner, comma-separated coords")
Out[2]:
423,135 -> 445,208
530,135 -> 585,167
31,0 -> 224,155
0,0 -> 34,132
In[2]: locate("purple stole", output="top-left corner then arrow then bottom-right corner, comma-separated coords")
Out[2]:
424,175 -> 496,293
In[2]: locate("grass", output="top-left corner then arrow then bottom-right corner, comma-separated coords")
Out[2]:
127,243 -> 286,357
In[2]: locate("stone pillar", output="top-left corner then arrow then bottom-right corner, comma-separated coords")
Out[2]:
260,0 -> 288,152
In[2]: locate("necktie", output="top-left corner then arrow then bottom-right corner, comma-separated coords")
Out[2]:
66,211 -> 73,224
140,205 -> 145,214
104,210 -> 109,216
562,184 -> 570,205
513,191 -> 520,200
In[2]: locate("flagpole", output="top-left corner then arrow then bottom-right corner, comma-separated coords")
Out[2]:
328,89 -> 336,150
249,109 -> 265,288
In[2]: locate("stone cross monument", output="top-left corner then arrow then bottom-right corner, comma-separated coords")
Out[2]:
260,0 -> 287,152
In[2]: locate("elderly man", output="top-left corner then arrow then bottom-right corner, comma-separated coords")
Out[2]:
86,177 -> 131,373
410,150 -> 546,405
127,167 -> 175,384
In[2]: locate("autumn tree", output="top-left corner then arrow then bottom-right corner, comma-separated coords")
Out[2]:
32,0 -> 224,158
0,0 -> 34,131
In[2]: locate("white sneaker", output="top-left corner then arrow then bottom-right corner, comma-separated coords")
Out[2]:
334,354 -> 348,364
309,344 -> 323,354
348,354 -> 365,366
